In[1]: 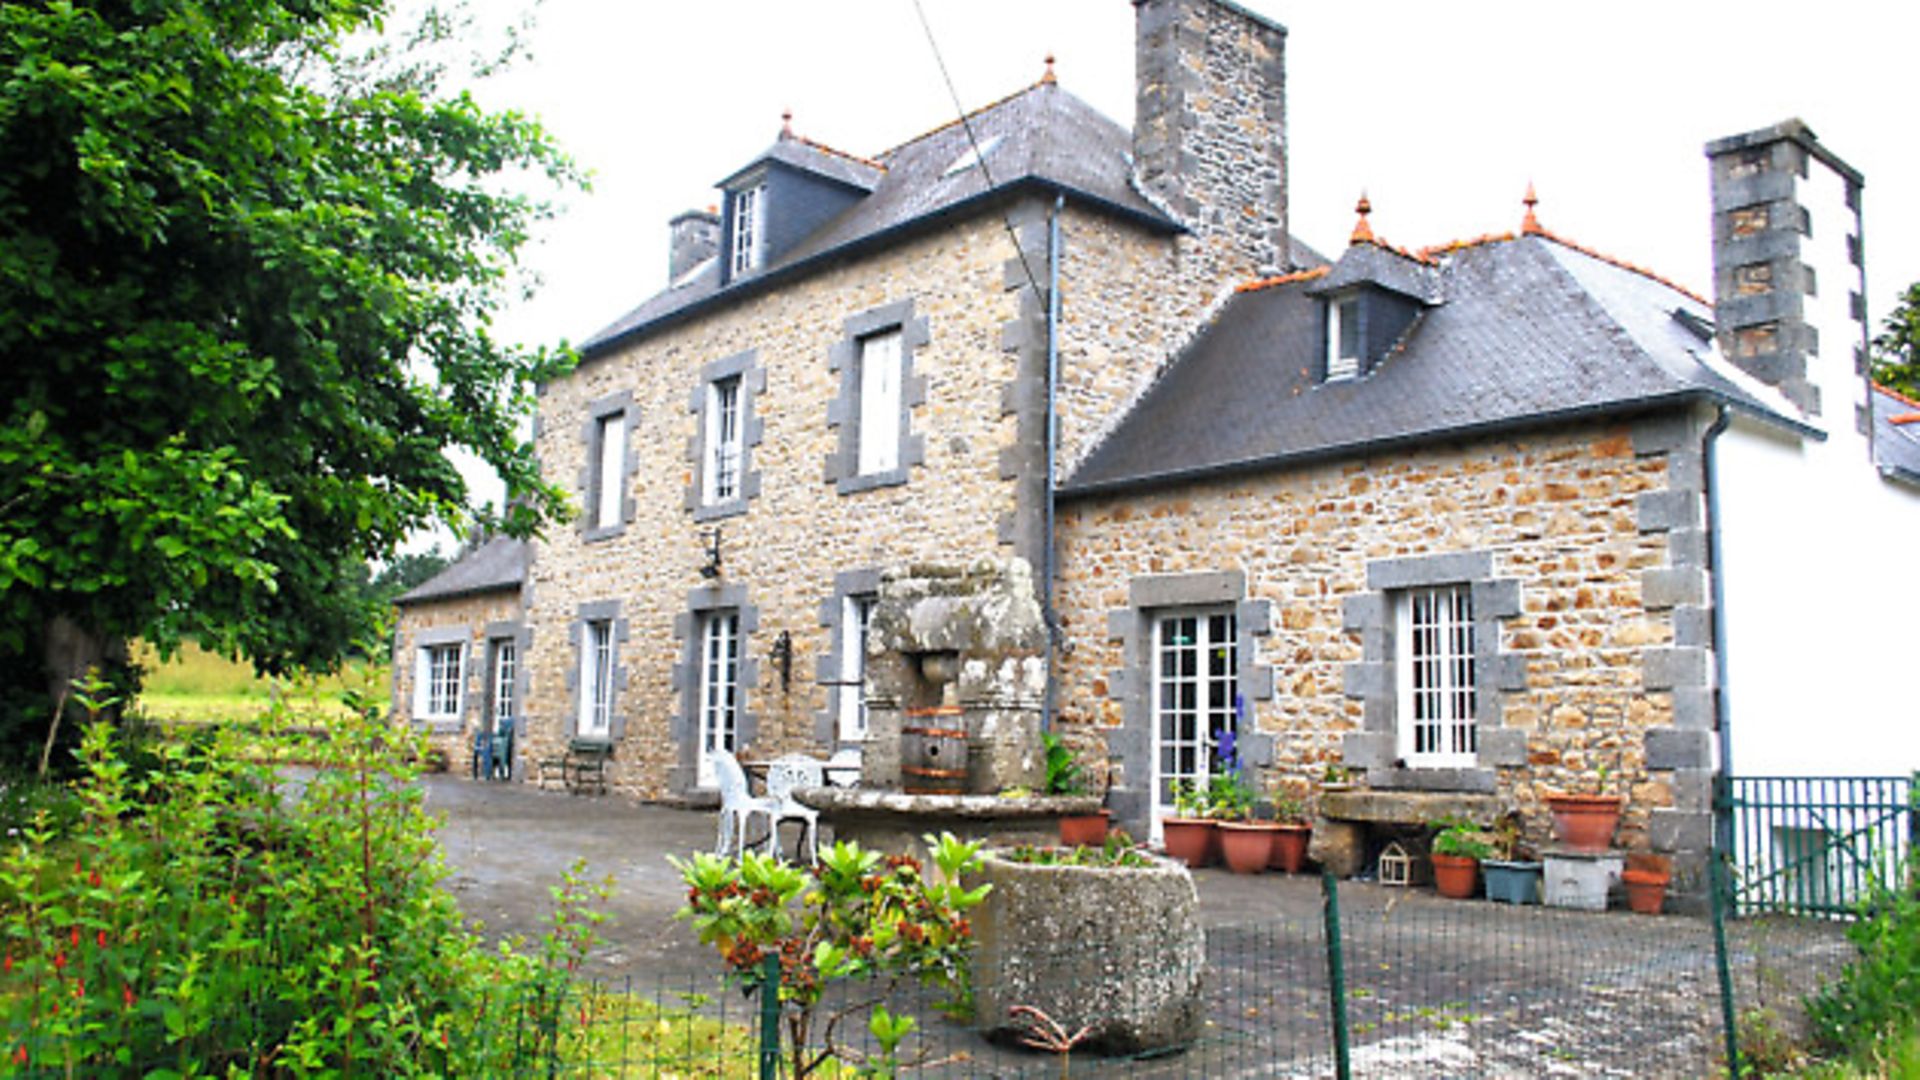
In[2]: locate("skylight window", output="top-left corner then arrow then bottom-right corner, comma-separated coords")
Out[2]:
942,134 -> 1005,178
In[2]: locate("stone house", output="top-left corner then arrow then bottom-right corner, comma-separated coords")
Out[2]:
391,0 -> 1915,887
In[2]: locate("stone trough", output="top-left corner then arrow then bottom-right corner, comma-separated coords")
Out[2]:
968,849 -> 1206,1055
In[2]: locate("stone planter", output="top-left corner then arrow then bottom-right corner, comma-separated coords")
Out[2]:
970,850 -> 1205,1055
1269,823 -> 1312,873
1160,816 -> 1216,869
1218,821 -> 1274,874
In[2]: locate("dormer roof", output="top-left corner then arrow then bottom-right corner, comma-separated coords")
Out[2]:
581,81 -> 1179,358
1308,241 -> 1440,305
716,129 -> 884,194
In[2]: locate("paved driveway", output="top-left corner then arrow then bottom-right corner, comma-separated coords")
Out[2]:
424,771 -> 1327,983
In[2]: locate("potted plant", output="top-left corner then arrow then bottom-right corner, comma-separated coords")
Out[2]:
1267,788 -> 1313,874
1318,763 -> 1356,794
1206,728 -> 1275,875
1621,852 -> 1671,915
1045,733 -> 1109,846
1479,815 -> 1543,905
1430,817 -> 1495,900
1161,779 -> 1217,869
1544,761 -> 1624,852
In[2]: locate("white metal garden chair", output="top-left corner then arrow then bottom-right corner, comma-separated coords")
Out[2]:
713,750 -> 777,859
764,754 -> 824,864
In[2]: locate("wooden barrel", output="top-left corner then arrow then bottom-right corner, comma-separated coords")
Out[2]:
901,707 -> 968,795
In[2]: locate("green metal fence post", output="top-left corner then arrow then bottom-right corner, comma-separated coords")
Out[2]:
1710,854 -> 1741,1078
759,954 -> 782,1080
1321,870 -> 1352,1080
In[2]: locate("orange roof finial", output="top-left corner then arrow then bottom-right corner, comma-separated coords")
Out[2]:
1041,53 -> 1057,85
780,109 -> 794,138
1521,182 -> 1542,235
1350,191 -> 1375,246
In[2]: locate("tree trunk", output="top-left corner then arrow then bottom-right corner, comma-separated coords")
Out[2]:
38,614 -> 120,775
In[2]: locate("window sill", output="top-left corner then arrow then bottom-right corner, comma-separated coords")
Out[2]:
692,498 -> 749,523
581,523 -> 628,544
834,468 -> 911,496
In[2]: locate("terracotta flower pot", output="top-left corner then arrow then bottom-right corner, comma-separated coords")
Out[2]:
1161,817 -> 1217,869
1545,793 -> 1624,852
1059,810 -> 1111,847
1622,868 -> 1670,915
1218,821 -> 1275,874
1269,823 -> 1312,873
1432,853 -> 1480,899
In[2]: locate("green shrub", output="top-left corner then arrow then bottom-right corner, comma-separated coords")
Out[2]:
672,835 -> 990,1078
0,696 -> 599,1075
1807,858 -> 1920,1061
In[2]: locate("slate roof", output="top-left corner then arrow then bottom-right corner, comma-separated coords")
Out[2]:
1062,233 -> 1802,496
717,135 -> 883,194
580,81 -> 1177,357
1872,385 -> 1920,486
396,536 -> 528,606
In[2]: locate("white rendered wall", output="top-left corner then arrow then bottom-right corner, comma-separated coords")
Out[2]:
1713,155 -> 1920,777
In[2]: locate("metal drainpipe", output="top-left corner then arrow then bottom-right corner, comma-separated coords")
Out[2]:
1042,194 -> 1063,733
1703,404 -> 1734,856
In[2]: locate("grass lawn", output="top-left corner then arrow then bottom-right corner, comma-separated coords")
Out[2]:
132,640 -> 389,723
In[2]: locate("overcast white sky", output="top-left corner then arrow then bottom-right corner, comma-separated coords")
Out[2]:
439,0 -> 1918,523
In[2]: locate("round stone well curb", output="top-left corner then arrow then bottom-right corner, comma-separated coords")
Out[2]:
968,848 -> 1205,1055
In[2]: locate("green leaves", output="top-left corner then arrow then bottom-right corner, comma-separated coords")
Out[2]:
0,0 -> 582,709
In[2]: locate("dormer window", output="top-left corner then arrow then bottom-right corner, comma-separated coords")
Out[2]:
729,184 -> 764,277
1328,295 -> 1361,381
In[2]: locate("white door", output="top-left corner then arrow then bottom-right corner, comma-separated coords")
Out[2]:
696,611 -> 741,787
1150,609 -> 1237,841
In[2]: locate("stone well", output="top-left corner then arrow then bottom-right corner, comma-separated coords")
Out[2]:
863,559 -> 1048,794
969,850 -> 1205,1055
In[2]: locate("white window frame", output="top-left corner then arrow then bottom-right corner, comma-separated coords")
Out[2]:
578,619 -> 614,739
855,329 -> 903,476
1327,296 -> 1360,381
697,610 -> 742,787
1394,584 -> 1477,767
413,642 -> 464,724
1151,609 -> 1238,822
729,184 -> 764,277
837,594 -> 876,742
593,413 -> 625,530
490,638 -> 516,729
704,376 -> 743,505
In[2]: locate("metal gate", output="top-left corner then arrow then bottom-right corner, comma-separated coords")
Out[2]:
1715,774 -> 1916,917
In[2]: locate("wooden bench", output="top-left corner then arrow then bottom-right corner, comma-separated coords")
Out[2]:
537,737 -> 613,796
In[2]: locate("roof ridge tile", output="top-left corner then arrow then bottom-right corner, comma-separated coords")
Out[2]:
1236,266 -> 1331,293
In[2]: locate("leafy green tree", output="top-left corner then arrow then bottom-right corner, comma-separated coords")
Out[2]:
0,0 -> 578,758
1873,281 -> 1920,401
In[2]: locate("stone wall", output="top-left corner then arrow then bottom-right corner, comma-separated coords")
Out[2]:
1052,414 -> 1715,870
392,589 -> 525,769
527,214 -> 1041,798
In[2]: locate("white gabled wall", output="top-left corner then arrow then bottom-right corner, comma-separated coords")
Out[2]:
1712,139 -> 1920,777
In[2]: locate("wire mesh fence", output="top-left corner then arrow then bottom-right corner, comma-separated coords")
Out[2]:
6,873 -> 1866,1078
393,880 -> 1844,1078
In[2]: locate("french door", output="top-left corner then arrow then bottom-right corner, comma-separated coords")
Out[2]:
1151,609 -> 1238,838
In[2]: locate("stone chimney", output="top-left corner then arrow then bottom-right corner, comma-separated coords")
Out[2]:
1132,0 -> 1289,278
1705,120 -> 1867,422
668,208 -> 721,283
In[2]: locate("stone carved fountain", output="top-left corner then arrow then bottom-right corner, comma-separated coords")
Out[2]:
803,558 -> 1098,855
863,559 -> 1048,793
